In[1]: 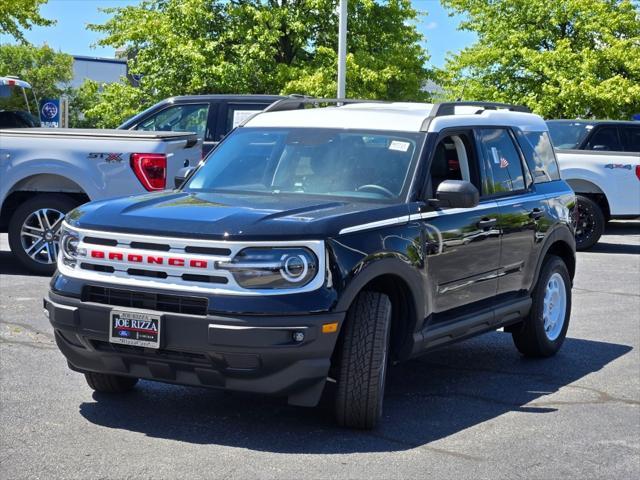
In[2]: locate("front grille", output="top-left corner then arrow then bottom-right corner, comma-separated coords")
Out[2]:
83,286 -> 208,316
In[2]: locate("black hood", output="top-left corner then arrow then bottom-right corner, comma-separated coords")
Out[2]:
67,191 -> 410,240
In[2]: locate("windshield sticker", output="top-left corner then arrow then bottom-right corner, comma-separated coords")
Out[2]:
232,110 -> 259,128
491,147 -> 500,164
389,140 -> 410,152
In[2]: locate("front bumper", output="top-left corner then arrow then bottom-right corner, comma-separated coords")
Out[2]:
45,291 -> 344,407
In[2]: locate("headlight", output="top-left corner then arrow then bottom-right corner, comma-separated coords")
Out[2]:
59,226 -> 82,267
217,247 -> 318,289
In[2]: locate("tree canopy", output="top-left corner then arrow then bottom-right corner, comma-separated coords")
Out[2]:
438,0 -> 640,119
0,0 -> 53,43
81,0 -> 430,127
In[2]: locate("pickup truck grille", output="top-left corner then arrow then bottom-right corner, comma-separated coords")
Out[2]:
59,224 -> 325,296
83,286 -> 208,316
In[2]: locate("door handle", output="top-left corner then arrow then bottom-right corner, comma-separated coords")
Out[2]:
529,208 -> 544,220
477,218 -> 497,229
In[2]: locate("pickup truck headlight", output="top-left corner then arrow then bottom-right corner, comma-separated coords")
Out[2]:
60,226 -> 82,268
217,247 -> 318,289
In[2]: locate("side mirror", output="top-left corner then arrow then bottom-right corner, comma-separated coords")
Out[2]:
435,180 -> 479,209
174,166 -> 195,189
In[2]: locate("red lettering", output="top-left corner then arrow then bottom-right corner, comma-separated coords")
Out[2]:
91,250 -> 104,259
147,256 -> 163,265
108,252 -> 124,261
168,258 -> 184,267
190,259 -> 207,269
128,254 -> 143,263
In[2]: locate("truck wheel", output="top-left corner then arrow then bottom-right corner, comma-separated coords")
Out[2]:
512,255 -> 572,357
335,291 -> 392,429
8,194 -> 79,275
575,195 -> 604,250
85,372 -> 138,393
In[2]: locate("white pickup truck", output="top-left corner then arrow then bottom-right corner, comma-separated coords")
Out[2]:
0,128 -> 201,273
547,120 -> 640,249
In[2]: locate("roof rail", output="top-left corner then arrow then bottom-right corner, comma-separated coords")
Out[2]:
420,101 -> 531,131
263,95 -> 387,113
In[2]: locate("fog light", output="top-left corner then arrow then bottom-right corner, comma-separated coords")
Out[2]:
292,331 -> 305,343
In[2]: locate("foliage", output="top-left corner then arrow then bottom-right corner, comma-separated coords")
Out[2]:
0,0 -> 54,43
0,43 -> 72,99
438,0 -> 640,119
80,0 -> 430,127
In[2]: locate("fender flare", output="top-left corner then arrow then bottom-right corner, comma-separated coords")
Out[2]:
530,224 -> 576,292
334,255 -> 426,329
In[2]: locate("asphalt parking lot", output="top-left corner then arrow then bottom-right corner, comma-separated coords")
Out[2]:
1,223 -> 638,480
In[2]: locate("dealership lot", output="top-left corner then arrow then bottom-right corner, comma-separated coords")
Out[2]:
0,223 -> 638,480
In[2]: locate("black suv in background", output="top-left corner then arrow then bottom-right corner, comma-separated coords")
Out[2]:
119,94 -> 283,155
46,100 -> 576,429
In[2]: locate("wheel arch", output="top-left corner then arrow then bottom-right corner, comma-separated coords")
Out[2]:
334,257 -> 425,362
566,178 -> 611,220
532,227 -> 576,291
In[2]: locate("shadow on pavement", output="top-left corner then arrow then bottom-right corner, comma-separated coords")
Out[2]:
78,332 -> 632,454
0,251 -> 50,277
588,242 -> 640,255
604,221 -> 640,236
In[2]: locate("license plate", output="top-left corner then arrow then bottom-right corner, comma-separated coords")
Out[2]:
109,309 -> 161,349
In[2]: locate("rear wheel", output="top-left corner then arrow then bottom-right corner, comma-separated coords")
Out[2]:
8,194 -> 79,274
512,255 -> 572,357
575,194 -> 604,250
85,372 -> 138,393
335,291 -> 392,429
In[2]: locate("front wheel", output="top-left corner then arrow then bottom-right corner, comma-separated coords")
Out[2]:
85,372 -> 138,393
334,291 -> 392,429
512,255 -> 572,357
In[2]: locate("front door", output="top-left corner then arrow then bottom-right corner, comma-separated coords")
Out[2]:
419,131 -> 501,317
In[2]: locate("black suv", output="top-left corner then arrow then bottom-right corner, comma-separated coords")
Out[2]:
46,100 -> 576,429
118,94 -> 283,155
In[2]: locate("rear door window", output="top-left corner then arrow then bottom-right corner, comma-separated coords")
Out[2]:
586,126 -> 621,151
620,126 -> 640,153
476,128 -> 528,196
136,103 -> 210,137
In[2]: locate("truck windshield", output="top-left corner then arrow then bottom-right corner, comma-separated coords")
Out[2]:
546,121 -> 595,149
186,127 -> 424,201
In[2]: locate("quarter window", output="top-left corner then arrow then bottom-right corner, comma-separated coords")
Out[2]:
477,128 -> 527,195
519,131 -> 561,183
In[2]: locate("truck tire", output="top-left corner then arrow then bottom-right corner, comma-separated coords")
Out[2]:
85,372 -> 138,393
512,255 -> 572,357
335,291 -> 392,429
8,194 -> 79,275
575,194 -> 604,250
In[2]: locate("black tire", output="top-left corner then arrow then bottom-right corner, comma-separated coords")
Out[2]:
8,194 -> 79,275
512,255 -> 572,358
85,372 -> 138,393
335,291 -> 392,429
575,194 -> 604,250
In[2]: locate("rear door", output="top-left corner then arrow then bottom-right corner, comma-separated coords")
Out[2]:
475,127 -> 541,298
620,125 -> 640,153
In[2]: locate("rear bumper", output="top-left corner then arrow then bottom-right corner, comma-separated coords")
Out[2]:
45,291 -> 344,407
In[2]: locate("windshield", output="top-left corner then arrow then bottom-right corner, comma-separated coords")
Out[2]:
546,121 -> 595,149
186,128 -> 424,201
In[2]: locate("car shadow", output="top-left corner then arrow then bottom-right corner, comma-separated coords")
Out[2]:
0,251 -> 51,277
604,221 -> 640,236
78,333 -> 632,454
588,242 -> 640,255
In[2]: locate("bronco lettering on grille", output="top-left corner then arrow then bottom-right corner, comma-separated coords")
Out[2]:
89,250 -> 208,268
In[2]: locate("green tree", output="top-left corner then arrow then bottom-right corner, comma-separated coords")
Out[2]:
438,0 -> 640,119
83,0 -> 430,127
0,0 -> 54,43
0,43 -> 72,99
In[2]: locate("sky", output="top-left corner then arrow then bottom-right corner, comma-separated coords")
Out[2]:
0,0 -> 476,68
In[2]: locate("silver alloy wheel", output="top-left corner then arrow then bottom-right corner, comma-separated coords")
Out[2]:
19,208 -> 65,265
543,272 -> 567,341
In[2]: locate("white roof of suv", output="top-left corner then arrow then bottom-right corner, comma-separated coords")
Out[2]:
244,101 -> 548,133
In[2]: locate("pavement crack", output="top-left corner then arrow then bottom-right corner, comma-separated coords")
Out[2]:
573,287 -> 640,298
0,336 -> 56,350
0,320 -> 54,340
365,431 -> 483,461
